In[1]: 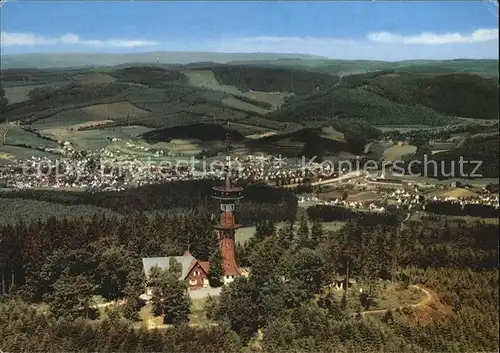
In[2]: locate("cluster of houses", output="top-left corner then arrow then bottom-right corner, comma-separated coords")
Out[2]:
0,149 -> 326,191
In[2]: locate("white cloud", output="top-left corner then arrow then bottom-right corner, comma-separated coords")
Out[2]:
0,32 -> 56,46
1,29 -> 497,60
0,31 -> 159,47
200,30 -> 498,60
367,28 -> 498,45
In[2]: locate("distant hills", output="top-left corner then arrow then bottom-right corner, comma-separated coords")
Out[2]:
0,63 -> 498,169
1,52 -> 325,70
1,52 -> 498,77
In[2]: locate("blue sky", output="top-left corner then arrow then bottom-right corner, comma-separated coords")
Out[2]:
1,1 -> 498,60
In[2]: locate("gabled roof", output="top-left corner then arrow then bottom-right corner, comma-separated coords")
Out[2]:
198,261 -> 210,274
186,260 -> 211,278
142,255 -> 196,281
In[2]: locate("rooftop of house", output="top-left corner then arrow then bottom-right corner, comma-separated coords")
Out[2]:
142,252 -> 195,281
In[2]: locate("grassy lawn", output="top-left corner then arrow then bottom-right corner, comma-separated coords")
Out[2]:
236,226 -> 256,245
137,298 -> 212,329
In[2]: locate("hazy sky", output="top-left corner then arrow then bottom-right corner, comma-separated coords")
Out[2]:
1,1 -> 498,60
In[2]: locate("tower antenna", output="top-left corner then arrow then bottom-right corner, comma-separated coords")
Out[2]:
224,120 -> 232,189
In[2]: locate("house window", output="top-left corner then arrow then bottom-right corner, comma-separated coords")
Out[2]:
189,279 -> 197,286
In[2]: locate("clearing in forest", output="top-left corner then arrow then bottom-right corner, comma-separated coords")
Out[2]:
184,70 -> 292,110
245,90 -> 294,110
71,73 -> 117,85
184,70 -> 242,95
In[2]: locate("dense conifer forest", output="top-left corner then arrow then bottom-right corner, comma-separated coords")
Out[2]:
0,189 -> 498,352
0,180 -> 297,225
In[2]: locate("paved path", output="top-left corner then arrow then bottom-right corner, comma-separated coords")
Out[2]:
189,287 -> 221,300
361,285 -> 433,316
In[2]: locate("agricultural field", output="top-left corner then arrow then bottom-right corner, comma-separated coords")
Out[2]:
37,128 -> 120,150
347,191 -> 381,203
70,73 -> 117,85
3,125 -> 59,149
3,84 -> 51,104
99,125 -> 155,138
424,187 -> 480,200
382,144 -> 417,161
220,96 -> 270,115
30,108 -> 109,131
27,101 -> 147,132
0,145 -> 57,164
184,69 -> 242,95
245,131 -> 278,140
80,102 -> 149,121
108,138 -> 207,158
224,122 -> 270,136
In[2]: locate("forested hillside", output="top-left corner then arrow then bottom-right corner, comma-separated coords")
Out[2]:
340,71 -> 499,119
211,65 -> 340,95
2,66 -> 497,128
267,71 -> 498,125
268,87 -> 453,125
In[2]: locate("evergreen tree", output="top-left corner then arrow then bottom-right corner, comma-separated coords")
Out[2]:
289,248 -> 324,295
297,215 -> 311,248
341,293 -> 347,310
310,221 -> 324,246
122,267 -> 144,322
49,272 -> 95,321
149,265 -> 191,326
208,249 -> 224,288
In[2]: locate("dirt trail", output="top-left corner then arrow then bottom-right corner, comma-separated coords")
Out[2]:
361,285 -> 433,316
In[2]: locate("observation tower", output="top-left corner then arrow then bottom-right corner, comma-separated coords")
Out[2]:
212,133 -> 243,281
